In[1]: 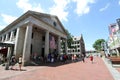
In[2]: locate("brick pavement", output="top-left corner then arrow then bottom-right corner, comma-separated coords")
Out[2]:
0,57 -> 114,80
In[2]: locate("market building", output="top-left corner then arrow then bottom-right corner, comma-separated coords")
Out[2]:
0,10 -> 68,65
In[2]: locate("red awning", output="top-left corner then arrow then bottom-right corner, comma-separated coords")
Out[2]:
0,48 -> 8,54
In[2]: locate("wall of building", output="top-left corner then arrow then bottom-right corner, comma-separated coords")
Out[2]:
32,29 -> 44,56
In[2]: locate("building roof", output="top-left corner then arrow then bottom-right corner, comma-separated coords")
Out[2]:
73,34 -> 84,40
0,10 -> 67,35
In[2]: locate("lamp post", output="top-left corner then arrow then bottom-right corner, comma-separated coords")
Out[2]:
101,42 -> 106,58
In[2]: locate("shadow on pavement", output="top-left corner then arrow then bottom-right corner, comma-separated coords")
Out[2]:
28,59 -> 83,67
10,68 -> 27,71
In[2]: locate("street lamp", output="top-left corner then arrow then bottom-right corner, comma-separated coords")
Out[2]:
101,42 -> 106,58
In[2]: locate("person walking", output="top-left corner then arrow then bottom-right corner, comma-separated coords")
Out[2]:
90,54 -> 93,64
82,54 -> 85,63
10,55 -> 16,70
18,55 -> 22,71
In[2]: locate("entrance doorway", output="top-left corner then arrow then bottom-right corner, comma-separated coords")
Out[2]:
41,48 -> 44,58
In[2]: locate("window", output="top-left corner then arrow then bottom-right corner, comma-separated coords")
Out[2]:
53,21 -> 57,27
13,29 -> 17,37
31,44 -> 32,55
75,41 -> 77,44
3,35 -> 6,41
8,32 -> 11,40
32,32 -> 34,39
73,50 -> 74,52
42,36 -> 45,41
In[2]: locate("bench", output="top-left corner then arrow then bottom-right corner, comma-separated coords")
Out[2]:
108,57 -> 120,64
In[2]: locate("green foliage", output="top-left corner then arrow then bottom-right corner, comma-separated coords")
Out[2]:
93,39 -> 105,51
65,29 -> 73,48
61,29 -> 73,54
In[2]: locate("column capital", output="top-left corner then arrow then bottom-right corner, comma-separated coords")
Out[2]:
27,22 -> 33,27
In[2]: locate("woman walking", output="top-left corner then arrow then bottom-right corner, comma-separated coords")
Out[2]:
90,55 -> 93,64
18,55 -> 22,71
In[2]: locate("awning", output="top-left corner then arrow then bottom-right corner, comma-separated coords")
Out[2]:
0,42 -> 14,55
0,42 -> 14,47
0,48 -> 8,54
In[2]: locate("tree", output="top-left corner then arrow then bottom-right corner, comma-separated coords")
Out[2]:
65,29 -> 73,49
93,39 -> 105,51
61,29 -> 73,54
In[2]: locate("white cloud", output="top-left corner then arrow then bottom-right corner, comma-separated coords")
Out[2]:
73,0 -> 95,16
99,3 -> 110,12
49,0 -> 70,21
1,14 -> 17,24
119,0 -> 120,5
16,0 -> 44,12
0,24 -> 6,31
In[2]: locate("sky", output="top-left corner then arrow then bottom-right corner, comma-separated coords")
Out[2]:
0,0 -> 120,51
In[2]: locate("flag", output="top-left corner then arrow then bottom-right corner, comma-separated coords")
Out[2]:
50,36 -> 56,49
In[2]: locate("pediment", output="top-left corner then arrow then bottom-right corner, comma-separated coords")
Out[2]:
29,11 -> 66,34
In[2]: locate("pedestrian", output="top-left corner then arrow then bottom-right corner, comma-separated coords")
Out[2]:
90,54 -> 93,64
33,53 -> 37,61
10,55 -> 16,70
82,54 -> 85,63
71,54 -> 74,62
18,55 -> 22,71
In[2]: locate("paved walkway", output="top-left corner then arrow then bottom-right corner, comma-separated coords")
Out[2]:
0,57 -> 116,80
103,57 -> 120,80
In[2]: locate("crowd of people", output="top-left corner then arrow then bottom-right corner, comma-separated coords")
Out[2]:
0,54 -> 23,71
30,53 -> 86,64
0,52 -> 95,71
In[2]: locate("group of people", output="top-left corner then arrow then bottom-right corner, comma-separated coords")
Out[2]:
83,54 -> 94,63
10,55 -> 22,71
46,53 -> 86,63
9,53 -> 94,71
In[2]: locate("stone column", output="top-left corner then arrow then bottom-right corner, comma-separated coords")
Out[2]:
5,34 -> 8,41
10,31 -> 13,41
58,36 -> 61,54
5,47 -> 11,70
65,39 -> 68,54
23,23 -> 33,66
14,28 -> 20,56
45,30 -> 49,57
1,36 -> 4,42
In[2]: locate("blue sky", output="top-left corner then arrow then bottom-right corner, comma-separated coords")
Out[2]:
0,0 -> 120,51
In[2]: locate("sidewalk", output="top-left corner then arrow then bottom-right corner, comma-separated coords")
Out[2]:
103,57 -> 120,80
0,57 -> 115,80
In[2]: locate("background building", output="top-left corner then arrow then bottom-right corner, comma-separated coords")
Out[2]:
107,18 -> 120,56
61,35 -> 86,56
